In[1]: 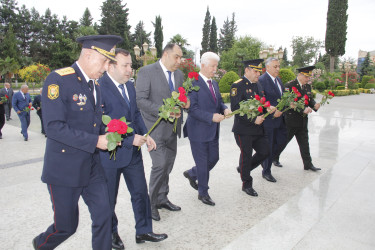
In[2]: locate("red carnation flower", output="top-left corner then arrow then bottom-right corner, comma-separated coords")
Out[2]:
292,87 -> 298,92
304,100 -> 309,105
330,93 -> 335,97
304,94 -> 309,100
297,92 -> 302,98
260,97 -> 266,104
178,93 -> 187,103
254,94 -> 260,101
178,87 -> 186,95
257,106 -> 263,113
5,95 -> 8,99
107,119 -> 120,133
264,101 -> 271,108
294,98 -> 298,101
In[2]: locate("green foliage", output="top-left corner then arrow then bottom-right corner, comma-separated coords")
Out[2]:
80,8 -> 93,26
132,20 -> 151,49
218,13 -> 237,53
291,36 -> 322,67
220,36 -> 264,74
221,93 -> 230,103
18,63 -> 51,83
336,86 -> 345,90
99,0 -> 130,37
152,15 -> 163,58
219,71 -> 239,93
325,0 -> 348,72
361,75 -> 373,87
279,68 -> 295,84
179,58 -> 199,79
314,82 -> 326,92
281,48 -> 289,67
0,56 -> 20,82
169,34 -> 190,57
364,83 -> 375,89
209,17 -> 218,53
360,53 -> 373,80
200,7 -> 211,56
0,23 -> 19,61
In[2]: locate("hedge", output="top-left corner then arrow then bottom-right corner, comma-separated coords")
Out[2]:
364,83 -> 375,89
279,68 -> 295,84
219,71 -> 239,93
221,93 -> 230,103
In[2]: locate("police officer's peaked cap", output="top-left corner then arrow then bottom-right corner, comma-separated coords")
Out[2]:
296,66 -> 315,77
76,35 -> 123,61
242,59 -> 264,72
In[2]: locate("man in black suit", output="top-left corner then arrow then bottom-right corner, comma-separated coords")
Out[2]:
0,82 -> 14,120
32,35 -> 123,250
0,90 -> 5,139
32,88 -> 45,135
99,49 -> 167,249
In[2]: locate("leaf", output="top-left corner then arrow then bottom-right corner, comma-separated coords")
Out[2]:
106,133 -> 116,142
127,127 -> 133,133
102,115 -> 111,125
119,116 -> 126,123
105,127 -> 108,132
168,117 -> 175,122
114,133 -> 122,142
108,141 -> 117,151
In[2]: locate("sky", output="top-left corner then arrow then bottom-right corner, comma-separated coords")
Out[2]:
15,0 -> 375,64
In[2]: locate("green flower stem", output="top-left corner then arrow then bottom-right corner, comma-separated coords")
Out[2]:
173,118 -> 178,132
138,116 -> 163,150
224,110 -> 240,118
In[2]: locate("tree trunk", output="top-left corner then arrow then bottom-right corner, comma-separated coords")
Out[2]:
329,55 -> 335,73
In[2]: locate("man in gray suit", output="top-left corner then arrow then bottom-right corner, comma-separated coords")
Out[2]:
0,82 -> 14,120
136,44 -> 189,221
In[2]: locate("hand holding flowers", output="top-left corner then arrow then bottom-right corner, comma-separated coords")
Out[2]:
320,90 -> 335,106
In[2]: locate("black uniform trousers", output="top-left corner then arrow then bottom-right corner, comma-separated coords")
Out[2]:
0,112 -> 4,136
262,126 -> 287,175
234,134 -> 270,188
37,110 -> 45,134
103,147 -> 152,235
34,171 -> 112,250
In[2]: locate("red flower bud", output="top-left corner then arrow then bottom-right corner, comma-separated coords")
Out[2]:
178,87 -> 186,95
304,100 -> 309,105
294,98 -> 298,101
254,94 -> 260,101
257,106 -> 263,113
264,101 -> 270,108
260,97 -> 266,104
304,94 -> 309,100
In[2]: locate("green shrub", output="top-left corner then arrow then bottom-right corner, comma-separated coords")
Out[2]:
279,68 -> 295,84
361,75 -> 373,87
219,71 -> 239,93
336,86 -> 345,90
314,82 -> 326,92
221,93 -> 230,103
359,88 -> 371,93
364,83 -> 375,89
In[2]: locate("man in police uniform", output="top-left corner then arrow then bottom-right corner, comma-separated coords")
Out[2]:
230,59 -> 270,197
32,35 -> 123,250
279,66 -> 321,171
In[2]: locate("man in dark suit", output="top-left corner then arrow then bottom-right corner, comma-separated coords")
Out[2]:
32,88 -> 45,135
136,44 -> 189,221
99,49 -> 167,249
183,52 -> 230,206
32,35 -> 123,250
258,58 -> 288,182
230,59 -> 270,197
0,90 -> 5,139
12,85 -> 32,141
0,82 -> 14,120
278,66 -> 321,171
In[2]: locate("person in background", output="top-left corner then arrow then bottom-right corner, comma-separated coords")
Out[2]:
12,85 -> 32,141
32,88 -> 46,136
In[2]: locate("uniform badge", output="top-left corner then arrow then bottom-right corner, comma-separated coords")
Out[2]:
77,77 -> 81,81
246,89 -> 249,93
77,94 -> 87,106
47,84 -> 59,100
231,88 -> 237,96
73,94 -> 78,101
249,89 -> 252,93
95,80 -> 100,86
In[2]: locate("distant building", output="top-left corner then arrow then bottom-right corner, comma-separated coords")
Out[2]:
357,50 -> 375,73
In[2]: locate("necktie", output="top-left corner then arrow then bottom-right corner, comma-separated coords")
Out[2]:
88,80 -> 94,94
167,71 -> 174,92
207,80 -> 217,103
118,84 -> 131,108
274,78 -> 281,95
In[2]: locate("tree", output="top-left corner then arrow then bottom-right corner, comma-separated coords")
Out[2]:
220,36 -> 264,74
0,23 -> 19,60
281,47 -> 289,67
359,52 -> 372,80
0,56 -> 20,82
80,8 -> 93,27
17,5 -> 32,56
0,0 -> 19,33
200,7 -> 210,56
218,13 -> 237,53
325,0 -> 348,72
169,34 -> 193,58
291,36 -> 322,67
209,16 -> 218,53
152,15 -> 163,58
132,21 -> 151,49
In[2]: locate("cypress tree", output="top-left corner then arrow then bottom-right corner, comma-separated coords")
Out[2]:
80,8 -> 93,27
360,52 -> 371,80
218,13 -> 237,53
325,0 -> 348,72
152,15 -> 163,58
200,7 -> 210,56
209,16 -> 218,53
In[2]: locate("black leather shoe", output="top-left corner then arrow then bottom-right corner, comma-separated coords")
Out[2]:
304,165 -> 321,171
112,232 -> 125,250
151,207 -> 160,221
32,237 -> 37,249
136,232 -> 168,243
263,173 -> 277,182
0,135 -> 2,139
24,137 -> 28,141
273,160 -> 283,167
183,171 -> 198,190
242,187 -> 258,197
198,194 -> 215,206
156,201 -> 181,211
236,166 -> 240,173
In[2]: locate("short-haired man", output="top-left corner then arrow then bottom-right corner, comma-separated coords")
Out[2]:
99,48 -> 167,249
183,52 -> 231,206
136,44 -> 189,221
230,59 -> 270,197
32,35 -> 123,250
32,88 -> 45,135
258,57 -> 287,182
279,66 -> 321,171
0,82 -> 14,120
12,85 -> 32,141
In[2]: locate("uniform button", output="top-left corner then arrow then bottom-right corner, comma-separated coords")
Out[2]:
80,108 -> 83,111
94,123 -> 96,127
62,149 -> 65,153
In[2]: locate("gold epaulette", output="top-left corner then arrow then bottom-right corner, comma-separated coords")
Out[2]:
233,79 -> 242,84
55,67 -> 75,76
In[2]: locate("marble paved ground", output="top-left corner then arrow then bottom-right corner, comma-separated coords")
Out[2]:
0,93 -> 374,249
